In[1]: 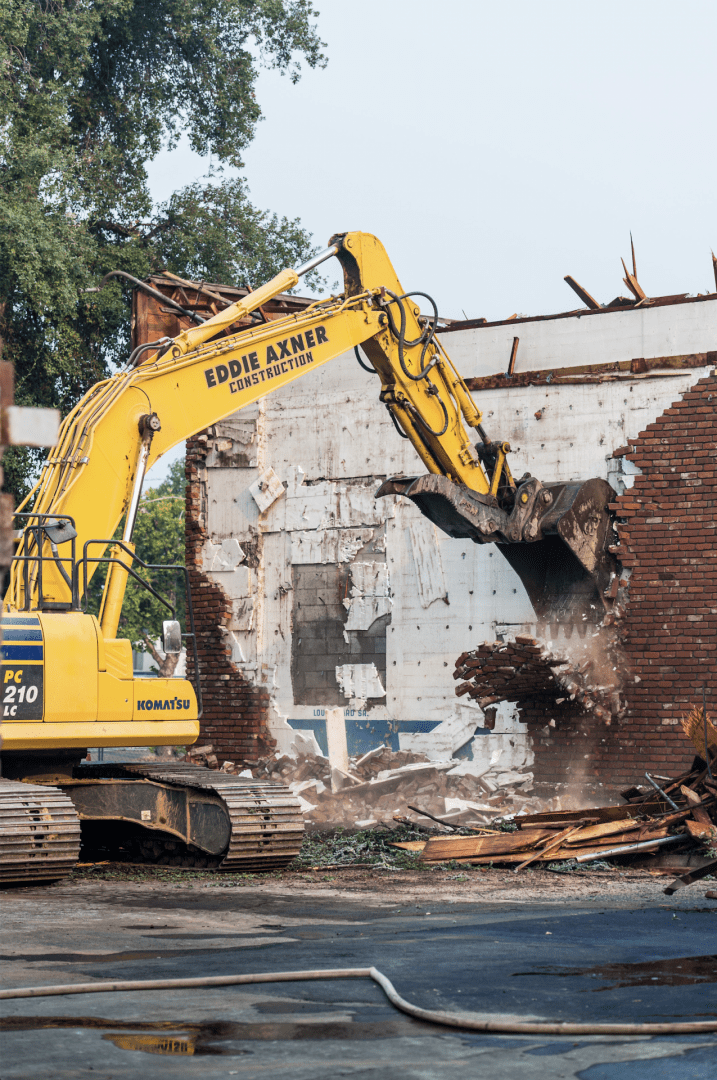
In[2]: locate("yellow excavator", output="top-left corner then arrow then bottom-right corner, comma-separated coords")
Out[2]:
0,232 -> 617,884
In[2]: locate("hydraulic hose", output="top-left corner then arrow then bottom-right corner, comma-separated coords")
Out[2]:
405,395 -> 449,438
386,406 -> 410,439
127,337 -> 173,368
2,966 -> 716,1036
383,290 -> 440,383
354,345 -> 375,373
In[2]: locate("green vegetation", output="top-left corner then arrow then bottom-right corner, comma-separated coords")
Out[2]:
119,458 -> 187,648
292,824 -> 433,871
0,0 -> 326,500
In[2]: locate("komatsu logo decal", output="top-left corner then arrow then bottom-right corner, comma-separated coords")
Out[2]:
137,697 -> 191,711
203,326 -> 329,394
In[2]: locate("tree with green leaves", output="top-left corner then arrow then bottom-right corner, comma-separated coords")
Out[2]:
86,457 -> 187,651
117,458 -> 187,650
0,0 -> 325,500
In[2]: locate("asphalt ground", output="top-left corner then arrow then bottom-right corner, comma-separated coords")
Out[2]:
1,869 -> 717,1079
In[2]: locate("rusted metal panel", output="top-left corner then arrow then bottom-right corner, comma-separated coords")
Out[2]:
465,351 -> 717,392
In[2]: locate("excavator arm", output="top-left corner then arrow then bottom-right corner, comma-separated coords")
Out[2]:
7,232 -> 616,626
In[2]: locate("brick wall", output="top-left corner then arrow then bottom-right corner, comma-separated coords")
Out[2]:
525,371 -> 717,792
185,436 -> 275,765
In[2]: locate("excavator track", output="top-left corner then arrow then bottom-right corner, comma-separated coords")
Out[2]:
0,780 -> 81,886
77,761 -> 304,872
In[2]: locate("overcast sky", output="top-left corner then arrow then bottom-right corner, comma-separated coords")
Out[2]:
145,0 -> 717,481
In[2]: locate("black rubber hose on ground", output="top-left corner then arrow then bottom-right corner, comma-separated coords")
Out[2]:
1,967 -> 715,1036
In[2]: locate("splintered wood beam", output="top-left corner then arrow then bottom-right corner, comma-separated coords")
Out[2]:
418,828 -> 553,863
513,825 -> 583,873
564,275 -> 602,310
621,257 -> 647,301
162,271 -> 233,310
679,784 -> 712,825
507,336 -> 519,376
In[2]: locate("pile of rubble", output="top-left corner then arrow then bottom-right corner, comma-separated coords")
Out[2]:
402,713 -> 717,893
251,743 -> 540,828
453,634 -> 623,722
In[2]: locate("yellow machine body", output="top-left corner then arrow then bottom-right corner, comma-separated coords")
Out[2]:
0,610 -> 198,750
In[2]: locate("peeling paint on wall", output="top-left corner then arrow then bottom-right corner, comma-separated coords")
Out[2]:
335,662 -> 386,702
343,561 -> 392,631
202,537 -> 245,573
408,518 -> 448,608
249,466 -> 284,512
291,528 -> 375,564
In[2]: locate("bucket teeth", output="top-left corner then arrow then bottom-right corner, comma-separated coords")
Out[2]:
377,474 -> 619,623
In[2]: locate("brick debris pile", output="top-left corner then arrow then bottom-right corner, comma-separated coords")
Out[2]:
453,634 -> 623,723
246,744 -> 541,828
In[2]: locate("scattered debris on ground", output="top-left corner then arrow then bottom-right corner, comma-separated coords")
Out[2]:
410,722 -> 717,877
84,697 -> 717,895
453,634 -> 624,722
251,742 -> 540,828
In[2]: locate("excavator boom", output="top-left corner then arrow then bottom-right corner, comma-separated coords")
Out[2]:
8,231 -> 616,626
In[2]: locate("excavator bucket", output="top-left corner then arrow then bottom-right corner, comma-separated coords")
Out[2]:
376,475 -> 618,625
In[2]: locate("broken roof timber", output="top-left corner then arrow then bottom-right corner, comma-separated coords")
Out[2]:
131,274 -> 315,351
464,352 -> 717,392
437,292 -> 713,334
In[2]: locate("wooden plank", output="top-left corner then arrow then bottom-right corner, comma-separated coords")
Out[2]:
685,819 -> 717,841
561,818 -> 641,844
564,275 -> 601,310
449,841 -> 671,865
664,856 -> 717,894
418,829 -> 552,863
518,804 -> 658,826
388,841 -> 426,852
514,826 -> 583,873
680,785 -> 712,825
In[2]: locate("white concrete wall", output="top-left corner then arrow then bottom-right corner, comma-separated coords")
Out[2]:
200,299 -> 714,771
447,297 -> 717,377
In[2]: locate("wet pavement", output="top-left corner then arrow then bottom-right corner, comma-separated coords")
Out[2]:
1,876 -> 717,1078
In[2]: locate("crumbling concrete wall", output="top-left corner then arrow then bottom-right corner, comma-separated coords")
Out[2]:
185,294 -> 717,779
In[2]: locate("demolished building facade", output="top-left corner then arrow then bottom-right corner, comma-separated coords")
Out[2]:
134,274 -> 717,797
